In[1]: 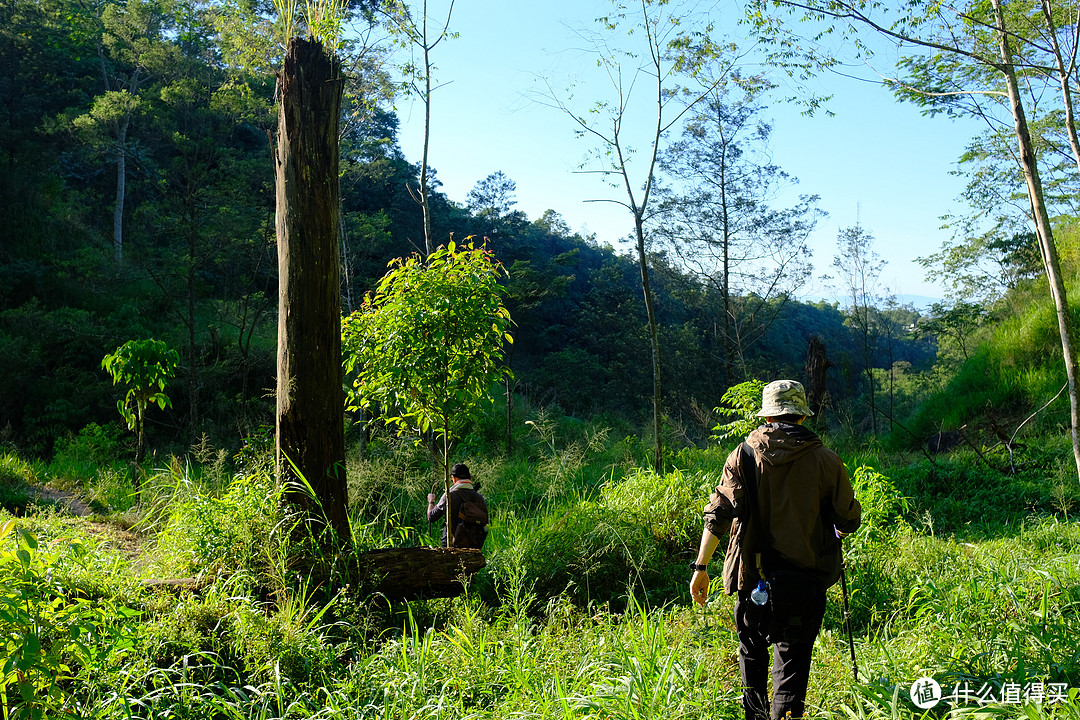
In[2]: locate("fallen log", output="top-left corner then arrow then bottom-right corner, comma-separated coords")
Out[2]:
358,546 -> 486,601
141,577 -> 204,594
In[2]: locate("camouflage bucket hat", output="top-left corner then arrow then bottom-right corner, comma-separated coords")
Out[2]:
756,379 -> 814,417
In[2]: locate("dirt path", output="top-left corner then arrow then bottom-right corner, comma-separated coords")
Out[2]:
20,484 -> 145,558
25,484 -> 94,517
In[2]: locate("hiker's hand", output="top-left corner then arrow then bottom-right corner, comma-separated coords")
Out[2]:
690,570 -> 710,606
427,493 -> 436,503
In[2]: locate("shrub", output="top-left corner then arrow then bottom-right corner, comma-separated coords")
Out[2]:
52,422 -> 123,469
599,466 -> 711,552
848,464 -> 908,543
488,465 -> 712,609
0,520 -> 141,718
151,467 -> 283,588
86,466 -> 139,514
0,453 -> 36,486
890,459 -> 1059,537
0,453 -> 37,514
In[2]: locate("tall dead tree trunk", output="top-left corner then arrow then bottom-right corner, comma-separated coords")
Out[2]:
275,37 -> 350,543
992,0 -> 1080,483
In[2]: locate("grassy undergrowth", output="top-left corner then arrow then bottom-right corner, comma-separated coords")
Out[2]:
2,417 -> 1079,719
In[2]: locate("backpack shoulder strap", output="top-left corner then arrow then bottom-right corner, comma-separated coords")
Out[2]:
739,441 -> 760,517
738,441 -> 775,579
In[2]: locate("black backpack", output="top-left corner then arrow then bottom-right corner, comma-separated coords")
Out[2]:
452,495 -> 489,549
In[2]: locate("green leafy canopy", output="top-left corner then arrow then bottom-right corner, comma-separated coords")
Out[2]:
341,239 -> 514,442
100,338 -> 180,432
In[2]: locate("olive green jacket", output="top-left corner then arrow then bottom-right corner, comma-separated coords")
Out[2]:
703,422 -> 862,593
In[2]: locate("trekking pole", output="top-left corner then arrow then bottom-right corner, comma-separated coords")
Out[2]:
839,540 -> 858,681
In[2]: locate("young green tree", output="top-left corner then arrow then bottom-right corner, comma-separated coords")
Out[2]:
101,338 -> 179,465
341,239 -> 512,546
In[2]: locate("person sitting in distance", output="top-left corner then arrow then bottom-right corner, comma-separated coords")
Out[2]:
427,463 -> 489,549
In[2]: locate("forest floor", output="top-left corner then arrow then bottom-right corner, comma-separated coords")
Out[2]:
23,481 -> 144,559
25,482 -> 94,516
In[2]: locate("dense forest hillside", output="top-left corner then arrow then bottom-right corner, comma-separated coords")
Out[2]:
0,0 -> 941,459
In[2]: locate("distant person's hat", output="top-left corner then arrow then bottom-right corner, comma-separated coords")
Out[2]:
757,380 -> 814,417
451,463 -> 472,479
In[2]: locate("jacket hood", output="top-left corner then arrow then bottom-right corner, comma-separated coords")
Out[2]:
746,422 -> 823,466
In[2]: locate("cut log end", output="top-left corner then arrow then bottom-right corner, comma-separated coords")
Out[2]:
358,546 -> 486,601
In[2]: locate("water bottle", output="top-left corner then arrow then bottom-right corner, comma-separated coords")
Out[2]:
750,580 -> 769,606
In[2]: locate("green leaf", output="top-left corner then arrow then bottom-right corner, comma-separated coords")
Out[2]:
17,633 -> 41,670
15,527 -> 37,551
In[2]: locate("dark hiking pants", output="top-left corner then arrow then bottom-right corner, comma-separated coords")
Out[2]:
734,585 -> 827,720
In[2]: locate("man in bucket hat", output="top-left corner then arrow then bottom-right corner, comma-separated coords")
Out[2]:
689,380 -> 861,720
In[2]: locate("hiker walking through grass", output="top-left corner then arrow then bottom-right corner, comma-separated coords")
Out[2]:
689,379 -> 862,720
427,463 -> 490,549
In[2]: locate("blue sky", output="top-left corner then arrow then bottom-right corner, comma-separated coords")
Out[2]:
382,0 -> 989,305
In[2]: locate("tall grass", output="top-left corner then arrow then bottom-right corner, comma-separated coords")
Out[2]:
2,416 -> 1079,719
905,278 -> 1079,452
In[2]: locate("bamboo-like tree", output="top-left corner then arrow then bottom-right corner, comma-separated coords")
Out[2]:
748,0 -> 1080,481
541,0 -> 736,472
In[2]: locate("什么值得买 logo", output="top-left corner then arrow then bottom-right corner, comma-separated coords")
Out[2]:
909,677 -> 1071,708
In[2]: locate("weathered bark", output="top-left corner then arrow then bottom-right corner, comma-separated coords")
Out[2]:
992,0 -> 1080,483
359,547 -> 485,600
805,334 -> 833,420
142,577 -> 204,594
274,37 -> 350,543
